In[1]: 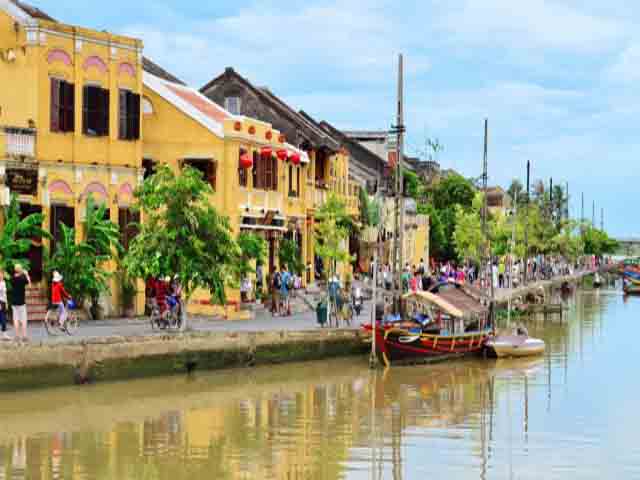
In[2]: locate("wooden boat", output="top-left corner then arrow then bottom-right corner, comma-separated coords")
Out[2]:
485,328 -> 545,358
623,276 -> 640,295
372,290 -> 491,367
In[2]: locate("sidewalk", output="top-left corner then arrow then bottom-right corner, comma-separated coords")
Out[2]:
2,299 -> 373,346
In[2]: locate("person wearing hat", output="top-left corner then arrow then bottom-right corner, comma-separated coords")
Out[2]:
11,264 -> 31,343
51,271 -> 71,328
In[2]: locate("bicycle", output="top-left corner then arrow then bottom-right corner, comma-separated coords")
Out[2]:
149,297 -> 182,331
44,300 -> 79,336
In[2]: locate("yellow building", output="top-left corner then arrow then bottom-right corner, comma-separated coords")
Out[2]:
0,0 -> 144,318
142,69 -> 313,314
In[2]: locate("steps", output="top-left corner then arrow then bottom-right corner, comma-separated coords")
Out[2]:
26,285 -> 48,322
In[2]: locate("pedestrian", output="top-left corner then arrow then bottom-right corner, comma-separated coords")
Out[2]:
11,264 -> 30,343
279,265 -> 291,316
0,269 -> 9,341
271,270 -> 281,316
51,271 -> 71,328
498,260 -> 506,288
256,262 -> 264,299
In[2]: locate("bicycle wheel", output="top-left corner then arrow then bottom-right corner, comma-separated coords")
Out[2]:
44,309 -> 61,336
64,311 -> 79,336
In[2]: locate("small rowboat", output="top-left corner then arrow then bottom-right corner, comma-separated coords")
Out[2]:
485,333 -> 545,358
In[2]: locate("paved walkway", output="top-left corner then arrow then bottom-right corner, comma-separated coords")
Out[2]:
1,300 -> 373,346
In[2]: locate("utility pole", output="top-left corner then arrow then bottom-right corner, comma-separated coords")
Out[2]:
524,160 -> 530,285
601,208 -> 604,231
391,53 -> 405,315
549,177 -> 553,222
581,193 -> 584,223
565,182 -> 569,221
592,200 -> 595,228
481,119 -> 492,300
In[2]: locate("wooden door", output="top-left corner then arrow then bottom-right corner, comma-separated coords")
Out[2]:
19,204 -> 43,282
50,205 -> 75,257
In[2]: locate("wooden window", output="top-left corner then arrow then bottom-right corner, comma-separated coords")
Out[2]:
50,78 -> 74,133
83,85 -> 109,136
253,153 -> 277,191
184,158 -> 216,191
142,158 -> 156,180
118,89 -> 141,140
118,207 -> 140,252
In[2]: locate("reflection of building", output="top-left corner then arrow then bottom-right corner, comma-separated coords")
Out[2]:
0,1 -> 144,316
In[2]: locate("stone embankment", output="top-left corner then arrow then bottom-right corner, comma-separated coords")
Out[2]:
0,328 -> 368,392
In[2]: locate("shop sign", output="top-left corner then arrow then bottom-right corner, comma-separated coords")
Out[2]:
6,168 -> 38,196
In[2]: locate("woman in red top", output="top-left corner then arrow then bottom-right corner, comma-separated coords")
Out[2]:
51,271 -> 71,327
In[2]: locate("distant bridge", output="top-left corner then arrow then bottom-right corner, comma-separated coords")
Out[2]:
615,237 -> 640,257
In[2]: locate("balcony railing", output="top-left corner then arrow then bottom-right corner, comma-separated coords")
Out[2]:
239,189 -> 282,213
4,128 -> 36,158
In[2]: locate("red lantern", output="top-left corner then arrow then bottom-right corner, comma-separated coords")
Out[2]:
276,149 -> 288,161
233,121 -> 242,132
290,152 -> 301,165
239,152 -> 253,169
260,146 -> 272,157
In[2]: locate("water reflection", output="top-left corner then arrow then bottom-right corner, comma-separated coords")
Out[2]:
0,288 -> 637,479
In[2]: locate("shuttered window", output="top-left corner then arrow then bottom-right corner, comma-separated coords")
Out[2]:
50,78 -> 75,133
83,85 -> 109,136
253,153 -> 278,191
118,208 -> 140,252
118,89 -> 141,140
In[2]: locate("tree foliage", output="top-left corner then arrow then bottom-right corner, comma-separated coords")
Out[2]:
0,194 -> 48,274
124,165 -> 241,316
237,232 -> 267,277
279,238 -> 305,275
315,194 -> 353,279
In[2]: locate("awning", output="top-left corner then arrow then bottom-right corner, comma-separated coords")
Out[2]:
402,291 -> 464,318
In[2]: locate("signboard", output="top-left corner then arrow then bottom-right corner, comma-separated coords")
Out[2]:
6,168 -> 38,196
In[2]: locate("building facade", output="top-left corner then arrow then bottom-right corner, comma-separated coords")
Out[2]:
0,1 -> 144,317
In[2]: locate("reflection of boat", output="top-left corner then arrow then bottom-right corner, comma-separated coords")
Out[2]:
623,276 -> 640,295
485,326 -> 545,358
593,273 -> 602,288
373,290 -> 491,366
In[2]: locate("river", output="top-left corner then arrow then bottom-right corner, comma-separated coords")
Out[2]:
0,287 -> 638,479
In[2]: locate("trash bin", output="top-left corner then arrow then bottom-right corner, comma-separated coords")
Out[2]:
316,301 -> 327,326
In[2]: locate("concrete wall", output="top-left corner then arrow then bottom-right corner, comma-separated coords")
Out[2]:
0,329 -> 367,392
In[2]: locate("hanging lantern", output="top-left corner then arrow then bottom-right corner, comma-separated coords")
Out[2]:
260,146 -> 272,157
239,151 -> 253,169
290,152 -> 301,165
276,149 -> 288,161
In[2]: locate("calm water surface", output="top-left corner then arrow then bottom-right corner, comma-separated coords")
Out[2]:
1,288 -> 639,479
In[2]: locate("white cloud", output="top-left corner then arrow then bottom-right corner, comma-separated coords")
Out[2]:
435,0 -> 626,53
604,43 -> 640,83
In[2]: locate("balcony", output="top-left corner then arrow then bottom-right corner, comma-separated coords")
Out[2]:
4,128 -> 36,158
239,189 -> 283,213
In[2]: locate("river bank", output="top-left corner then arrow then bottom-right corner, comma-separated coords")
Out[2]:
0,328 -> 368,392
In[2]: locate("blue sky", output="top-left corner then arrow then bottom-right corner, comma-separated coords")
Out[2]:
37,0 -> 638,236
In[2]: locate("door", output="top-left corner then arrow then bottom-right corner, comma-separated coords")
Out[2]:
19,204 -> 43,282
50,205 -> 75,257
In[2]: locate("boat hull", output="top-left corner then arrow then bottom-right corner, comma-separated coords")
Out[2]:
486,337 -> 545,358
375,327 -> 490,366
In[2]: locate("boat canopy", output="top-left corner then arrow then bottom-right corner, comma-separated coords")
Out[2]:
402,291 -> 465,318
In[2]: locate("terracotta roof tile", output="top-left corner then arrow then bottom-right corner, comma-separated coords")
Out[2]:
166,84 -> 230,124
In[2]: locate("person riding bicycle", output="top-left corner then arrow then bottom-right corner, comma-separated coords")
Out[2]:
167,275 -> 182,317
51,271 -> 71,327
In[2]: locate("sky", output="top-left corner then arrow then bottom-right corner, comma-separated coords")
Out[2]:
33,0 -> 639,237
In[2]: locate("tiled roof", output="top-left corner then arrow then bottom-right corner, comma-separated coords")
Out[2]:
166,84 -> 230,124
142,57 -> 186,86
144,72 -> 229,139
9,0 -> 56,21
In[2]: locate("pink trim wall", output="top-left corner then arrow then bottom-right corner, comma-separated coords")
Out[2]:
119,62 -> 136,78
82,55 -> 108,74
83,181 -> 108,199
47,48 -> 72,66
49,180 -> 73,195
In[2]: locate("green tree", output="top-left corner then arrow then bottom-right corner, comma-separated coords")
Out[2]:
237,232 -> 267,277
279,238 -> 304,275
452,195 -> 483,264
124,165 -> 241,330
0,194 -> 48,274
47,196 -> 120,317
582,225 -> 618,257
315,193 -> 353,280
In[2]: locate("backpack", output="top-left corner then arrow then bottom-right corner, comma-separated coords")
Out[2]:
287,275 -> 294,289
273,272 -> 282,289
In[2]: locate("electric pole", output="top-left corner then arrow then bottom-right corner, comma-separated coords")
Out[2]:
481,119 -> 490,300
524,160 -> 530,285
565,181 -> 569,221
592,200 -> 595,227
601,208 -> 604,231
581,193 -> 584,223
391,53 -> 405,315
